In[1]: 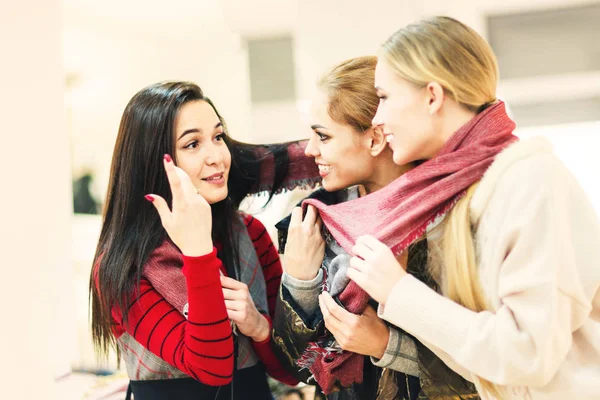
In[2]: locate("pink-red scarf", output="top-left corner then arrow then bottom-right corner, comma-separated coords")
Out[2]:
302,101 -> 518,393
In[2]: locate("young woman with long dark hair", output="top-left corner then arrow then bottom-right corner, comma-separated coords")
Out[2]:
90,81 -> 317,399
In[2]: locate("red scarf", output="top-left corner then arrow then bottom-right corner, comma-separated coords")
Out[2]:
302,101 -> 518,393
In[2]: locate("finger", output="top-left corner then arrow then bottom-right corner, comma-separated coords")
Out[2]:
361,305 -> 378,318
224,300 -> 242,311
351,243 -> 372,260
222,288 -> 245,301
173,165 -> 197,198
356,235 -> 386,251
146,194 -> 172,228
347,265 -> 367,290
220,276 -> 247,291
318,294 -> 346,336
320,292 -> 356,325
303,205 -> 317,226
226,309 -> 244,322
349,256 -> 369,272
289,207 -> 303,228
316,215 -> 323,231
163,155 -> 184,206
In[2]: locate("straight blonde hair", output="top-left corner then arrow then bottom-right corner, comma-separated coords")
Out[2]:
380,16 -> 502,398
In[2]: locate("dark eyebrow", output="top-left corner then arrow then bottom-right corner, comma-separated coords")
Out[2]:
311,124 -> 327,131
178,122 -> 223,141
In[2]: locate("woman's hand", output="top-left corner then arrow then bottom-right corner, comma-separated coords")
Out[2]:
283,205 -> 325,280
318,292 -> 389,359
347,235 -> 407,306
221,276 -> 270,342
146,155 -> 213,257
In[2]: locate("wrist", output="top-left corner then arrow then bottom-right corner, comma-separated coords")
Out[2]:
182,239 -> 214,257
372,326 -> 390,359
251,314 -> 270,343
289,270 -> 319,281
286,263 -> 320,281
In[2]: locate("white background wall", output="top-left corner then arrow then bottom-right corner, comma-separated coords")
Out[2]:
1,1 -> 73,397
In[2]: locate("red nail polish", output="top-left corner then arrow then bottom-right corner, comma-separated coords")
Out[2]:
145,195 -> 154,202
164,154 -> 172,162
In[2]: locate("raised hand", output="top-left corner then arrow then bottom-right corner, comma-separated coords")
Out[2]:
283,205 -> 326,280
146,154 -> 213,257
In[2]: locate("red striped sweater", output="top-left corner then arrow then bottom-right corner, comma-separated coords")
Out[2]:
111,215 -> 297,386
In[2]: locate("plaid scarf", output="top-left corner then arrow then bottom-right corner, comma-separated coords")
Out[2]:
301,101 -> 518,393
143,213 -> 268,372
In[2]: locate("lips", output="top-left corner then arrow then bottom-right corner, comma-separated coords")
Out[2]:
202,172 -> 224,181
316,163 -> 331,177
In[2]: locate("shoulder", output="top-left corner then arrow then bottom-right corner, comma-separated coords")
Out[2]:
471,137 -> 573,224
144,239 -> 183,273
239,212 -> 267,235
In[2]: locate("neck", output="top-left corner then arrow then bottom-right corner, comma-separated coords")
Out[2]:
361,151 -> 413,195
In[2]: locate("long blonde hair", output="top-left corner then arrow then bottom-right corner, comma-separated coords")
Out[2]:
380,16 -> 502,398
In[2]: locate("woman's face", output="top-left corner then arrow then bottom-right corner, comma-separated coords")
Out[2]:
372,60 -> 445,165
173,100 -> 231,204
304,91 -> 377,192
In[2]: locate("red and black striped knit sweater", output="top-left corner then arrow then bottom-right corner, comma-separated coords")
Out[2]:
111,215 -> 297,386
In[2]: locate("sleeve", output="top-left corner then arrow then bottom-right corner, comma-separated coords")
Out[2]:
378,154 -> 597,388
370,327 -> 421,377
245,215 -> 300,385
281,269 -> 324,316
112,249 -> 234,386
271,284 -> 325,384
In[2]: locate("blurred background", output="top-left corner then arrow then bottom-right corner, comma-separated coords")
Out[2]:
1,0 -> 599,398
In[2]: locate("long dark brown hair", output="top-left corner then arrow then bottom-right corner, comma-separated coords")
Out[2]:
90,81 -> 290,358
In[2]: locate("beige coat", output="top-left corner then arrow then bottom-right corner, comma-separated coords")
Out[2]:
379,138 -> 600,399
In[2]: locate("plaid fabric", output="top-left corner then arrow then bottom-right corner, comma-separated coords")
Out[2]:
119,213 -> 267,381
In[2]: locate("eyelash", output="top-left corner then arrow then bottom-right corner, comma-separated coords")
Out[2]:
316,132 -> 329,142
184,133 -> 226,149
378,95 -> 387,101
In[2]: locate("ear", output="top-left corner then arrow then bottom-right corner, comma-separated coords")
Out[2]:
366,125 -> 388,157
425,81 -> 445,115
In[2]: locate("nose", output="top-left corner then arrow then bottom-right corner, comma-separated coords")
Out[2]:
304,134 -> 320,158
204,142 -> 223,165
372,104 -> 384,128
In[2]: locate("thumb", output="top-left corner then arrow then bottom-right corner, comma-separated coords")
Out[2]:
146,194 -> 171,229
362,304 -> 377,318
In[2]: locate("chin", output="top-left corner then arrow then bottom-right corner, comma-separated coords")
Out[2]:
392,151 -> 410,166
204,189 -> 229,205
322,178 -> 345,193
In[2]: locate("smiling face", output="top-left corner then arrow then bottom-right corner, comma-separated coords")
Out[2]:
173,100 -> 231,204
304,90 -> 377,192
371,60 -> 446,166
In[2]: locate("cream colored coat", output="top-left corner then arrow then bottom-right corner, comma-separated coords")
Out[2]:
379,138 -> 600,399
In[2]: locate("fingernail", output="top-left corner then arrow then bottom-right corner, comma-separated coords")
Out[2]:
164,154 -> 172,162
145,195 -> 154,202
